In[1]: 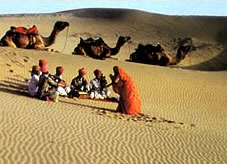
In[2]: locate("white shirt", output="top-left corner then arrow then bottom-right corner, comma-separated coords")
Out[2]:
28,74 -> 40,97
90,78 -> 101,92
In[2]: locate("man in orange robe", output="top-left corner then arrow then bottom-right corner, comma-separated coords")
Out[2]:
110,66 -> 141,115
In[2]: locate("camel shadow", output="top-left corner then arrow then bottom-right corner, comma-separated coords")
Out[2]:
182,48 -> 227,71
182,28 -> 227,71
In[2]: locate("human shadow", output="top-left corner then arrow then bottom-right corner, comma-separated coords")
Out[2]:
0,80 -> 194,128
2,80 -> 27,90
7,77 -> 28,84
0,79 -> 29,97
59,99 -> 117,113
59,99 -> 194,128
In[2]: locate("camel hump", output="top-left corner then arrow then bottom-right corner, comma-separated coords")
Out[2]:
12,25 -> 39,35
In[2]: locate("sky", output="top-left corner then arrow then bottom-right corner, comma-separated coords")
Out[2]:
0,0 -> 227,16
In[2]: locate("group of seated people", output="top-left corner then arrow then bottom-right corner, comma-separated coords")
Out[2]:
28,59 -> 110,102
28,60 -> 142,115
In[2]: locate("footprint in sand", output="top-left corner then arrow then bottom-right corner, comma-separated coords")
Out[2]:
24,78 -> 29,83
152,117 -> 157,120
10,59 -> 25,67
23,56 -> 30,63
190,124 -> 196,127
24,56 -> 30,59
6,63 -> 11,67
13,74 -> 26,80
95,110 -> 196,129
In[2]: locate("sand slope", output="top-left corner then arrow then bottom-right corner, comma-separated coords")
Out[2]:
0,9 -> 227,164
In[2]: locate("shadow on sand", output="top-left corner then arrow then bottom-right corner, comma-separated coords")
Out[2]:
0,79 -> 28,97
0,78 -> 195,128
183,28 -> 227,71
59,99 -> 117,113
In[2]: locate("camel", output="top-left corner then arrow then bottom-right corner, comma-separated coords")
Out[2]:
0,21 -> 69,50
128,43 -> 191,66
72,36 -> 131,59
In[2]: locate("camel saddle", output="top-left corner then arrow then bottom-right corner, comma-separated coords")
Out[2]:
10,25 -> 39,35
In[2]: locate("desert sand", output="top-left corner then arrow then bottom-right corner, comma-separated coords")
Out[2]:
0,9 -> 227,164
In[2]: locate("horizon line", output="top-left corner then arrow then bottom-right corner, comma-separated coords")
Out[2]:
0,7 -> 227,17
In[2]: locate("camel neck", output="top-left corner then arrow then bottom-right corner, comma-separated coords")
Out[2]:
43,29 -> 58,47
110,40 -> 122,56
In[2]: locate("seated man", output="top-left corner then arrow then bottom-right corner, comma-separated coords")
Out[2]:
69,68 -> 90,98
50,66 -> 71,97
28,65 -> 41,97
90,69 -> 110,99
37,65 -> 59,102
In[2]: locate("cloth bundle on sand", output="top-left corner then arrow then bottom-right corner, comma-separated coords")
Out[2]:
112,66 -> 141,115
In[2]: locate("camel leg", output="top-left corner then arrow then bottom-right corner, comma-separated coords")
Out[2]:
34,46 -> 45,50
157,52 -> 172,66
6,41 -> 17,48
34,46 -> 56,52
80,48 -> 87,57
1,38 -> 17,48
33,35 -> 46,50
108,56 -> 118,60
164,53 -> 173,65
34,45 -> 45,50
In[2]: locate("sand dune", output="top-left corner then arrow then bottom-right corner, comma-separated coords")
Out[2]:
0,9 -> 227,164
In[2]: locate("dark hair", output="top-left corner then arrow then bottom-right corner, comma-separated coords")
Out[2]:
94,69 -> 102,76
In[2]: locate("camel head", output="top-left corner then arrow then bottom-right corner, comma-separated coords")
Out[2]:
180,45 -> 191,54
155,43 -> 164,52
176,45 -> 191,60
117,36 -> 131,47
54,21 -> 69,33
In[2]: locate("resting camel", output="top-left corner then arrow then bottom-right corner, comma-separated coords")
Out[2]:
72,36 -> 131,59
128,43 -> 191,66
0,21 -> 69,50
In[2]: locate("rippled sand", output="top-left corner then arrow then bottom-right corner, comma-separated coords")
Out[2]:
0,9 -> 227,164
